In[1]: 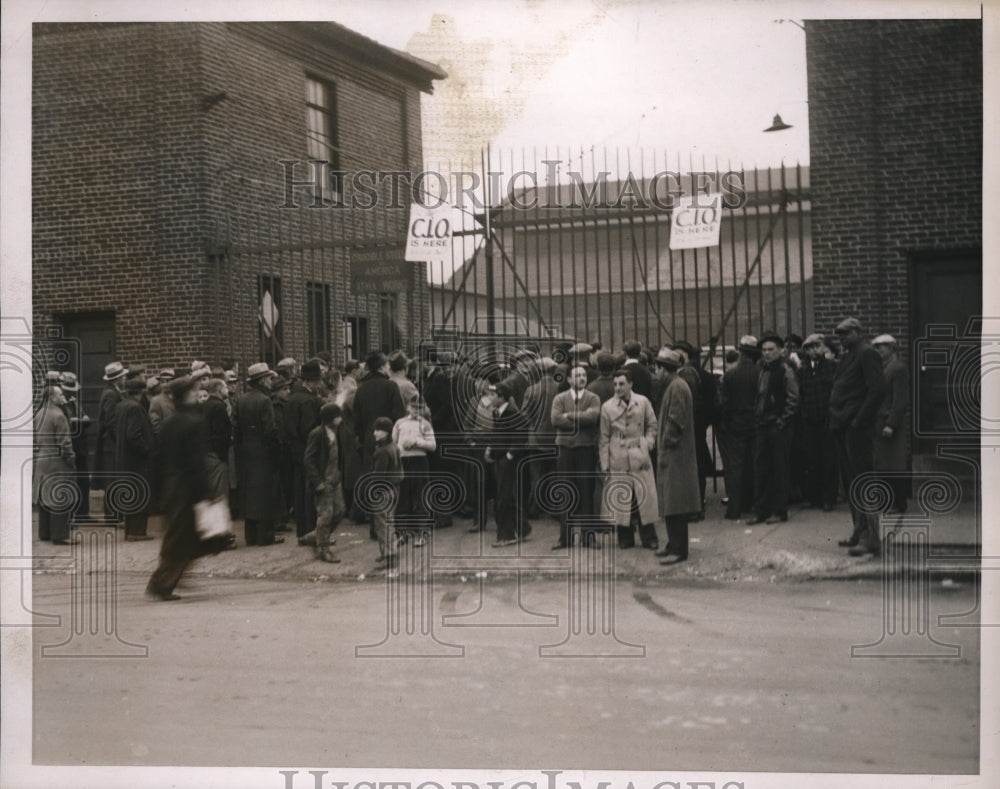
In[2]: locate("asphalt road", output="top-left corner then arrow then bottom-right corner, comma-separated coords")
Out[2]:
30,572 -> 980,773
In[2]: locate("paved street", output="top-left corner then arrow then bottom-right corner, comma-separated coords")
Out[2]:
31,572 -> 979,773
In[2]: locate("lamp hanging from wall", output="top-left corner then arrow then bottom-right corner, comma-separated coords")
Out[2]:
763,114 -> 793,132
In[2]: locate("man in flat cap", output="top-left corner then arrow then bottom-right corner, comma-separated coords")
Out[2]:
797,333 -> 839,511
829,317 -> 886,556
873,334 -> 911,514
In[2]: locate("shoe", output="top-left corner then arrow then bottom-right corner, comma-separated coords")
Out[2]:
659,555 -> 687,565
848,544 -> 876,557
745,516 -> 766,526
837,537 -> 859,548
262,537 -> 285,545
654,546 -> 672,557
52,539 -> 71,545
765,513 -> 788,524
146,587 -> 181,601
492,538 -> 517,547
316,551 -> 341,563
551,542 -> 567,550
467,525 -> 483,533
124,534 -> 155,541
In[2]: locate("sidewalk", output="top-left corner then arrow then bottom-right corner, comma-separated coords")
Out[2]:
30,491 -> 982,585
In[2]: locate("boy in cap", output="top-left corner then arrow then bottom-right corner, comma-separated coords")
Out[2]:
368,416 -> 402,565
303,403 -> 347,563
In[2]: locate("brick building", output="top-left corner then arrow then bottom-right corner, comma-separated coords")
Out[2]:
806,19 -> 982,444
33,22 -> 444,412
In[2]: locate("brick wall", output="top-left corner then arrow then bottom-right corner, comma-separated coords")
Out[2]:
806,19 -> 982,349
33,22 -> 435,372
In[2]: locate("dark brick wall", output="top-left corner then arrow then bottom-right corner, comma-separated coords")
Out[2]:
806,19 -> 982,348
33,22 -> 433,372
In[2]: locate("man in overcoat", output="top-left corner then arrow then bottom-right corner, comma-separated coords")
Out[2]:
234,363 -> 286,547
285,359 -> 324,537
653,349 -> 701,563
58,372 -> 91,520
598,367 -> 659,548
522,357 -> 560,520
717,336 -> 761,519
94,361 -> 127,516
829,317 -> 886,556
354,352 -> 406,482
484,380 -> 532,547
114,377 -> 156,540
873,334 -> 911,514
303,403 -> 346,563
34,384 -> 76,544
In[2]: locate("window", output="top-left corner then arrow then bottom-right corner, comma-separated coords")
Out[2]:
379,292 -> 401,353
307,282 -> 331,359
343,316 -> 368,361
258,274 -> 284,367
305,76 -> 341,198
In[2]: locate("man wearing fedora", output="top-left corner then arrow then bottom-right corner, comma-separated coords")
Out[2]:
829,317 -> 886,556
717,336 -> 762,520
114,376 -> 156,540
58,371 -> 91,520
654,348 -> 700,562
94,361 -> 128,519
148,368 -> 176,435
234,363 -> 286,546
34,380 -> 76,543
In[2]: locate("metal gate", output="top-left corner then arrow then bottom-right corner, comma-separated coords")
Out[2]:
428,149 -> 811,365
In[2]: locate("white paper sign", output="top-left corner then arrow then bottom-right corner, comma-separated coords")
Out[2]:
669,193 -> 723,250
405,203 -> 453,262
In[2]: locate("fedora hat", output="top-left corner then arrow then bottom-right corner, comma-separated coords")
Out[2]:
300,359 -> 322,381
59,371 -> 80,392
655,348 -> 683,369
246,362 -> 275,381
102,361 -> 128,381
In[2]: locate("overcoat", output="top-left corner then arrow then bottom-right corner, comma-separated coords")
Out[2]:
114,397 -> 156,514
354,372 -> 406,470
598,393 -> 659,525
874,356 -> 912,475
656,373 -> 702,517
94,383 -> 122,477
234,385 -> 285,520
33,401 -> 75,506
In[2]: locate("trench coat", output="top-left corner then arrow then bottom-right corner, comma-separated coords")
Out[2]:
656,373 -> 702,517
598,393 -> 659,525
33,401 -> 75,507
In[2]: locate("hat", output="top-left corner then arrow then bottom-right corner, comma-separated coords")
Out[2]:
102,361 -> 128,381
835,317 -> 864,334
738,335 -> 759,352
224,370 -> 239,384
158,368 -> 176,381
568,342 -> 593,356
45,370 -> 62,384
872,334 -> 897,346
124,377 -> 147,394
784,333 -> 804,348
276,357 -> 296,370
802,333 -> 826,348
300,359 -> 322,381
125,365 -> 146,380
270,377 -> 290,392
655,348 -> 683,369
672,340 -> 697,357
373,416 -> 394,432
758,332 -> 784,348
145,376 -> 160,390
59,371 -> 80,392
539,356 -> 558,372
246,362 -> 275,381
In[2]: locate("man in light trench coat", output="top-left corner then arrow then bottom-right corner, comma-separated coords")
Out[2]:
598,367 -> 659,549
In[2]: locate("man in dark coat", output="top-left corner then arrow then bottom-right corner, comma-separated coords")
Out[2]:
873,334 -> 911,514
354,351 -> 406,484
285,359 -> 324,537
94,361 -> 127,514
621,340 -> 652,400
522,357 -> 561,520
422,351 -> 461,527
234,363 -> 286,547
829,317 -> 887,556
146,376 -> 233,601
202,377 -> 233,502
798,333 -> 839,510
654,349 -> 701,563
717,336 -> 761,520
270,375 -> 294,530
587,351 -> 617,404
748,333 -> 799,525
675,340 -> 718,519
114,377 -> 156,540
484,380 -> 532,546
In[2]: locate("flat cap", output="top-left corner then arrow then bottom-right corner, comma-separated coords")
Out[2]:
872,334 -> 897,346
835,317 -> 864,334
802,333 -> 826,348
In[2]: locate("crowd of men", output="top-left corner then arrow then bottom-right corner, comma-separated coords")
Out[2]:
32,314 -> 911,597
